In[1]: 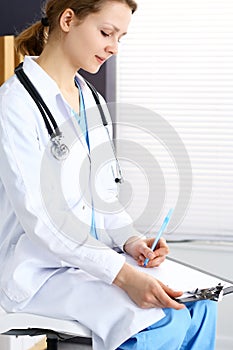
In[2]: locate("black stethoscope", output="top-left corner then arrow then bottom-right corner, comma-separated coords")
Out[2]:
14,63 -> 123,183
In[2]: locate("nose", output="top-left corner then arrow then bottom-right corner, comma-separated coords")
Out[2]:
106,39 -> 118,55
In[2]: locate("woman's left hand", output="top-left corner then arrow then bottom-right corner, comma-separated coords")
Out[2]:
123,236 -> 169,268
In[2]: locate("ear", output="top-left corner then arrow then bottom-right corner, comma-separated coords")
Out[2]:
60,8 -> 76,32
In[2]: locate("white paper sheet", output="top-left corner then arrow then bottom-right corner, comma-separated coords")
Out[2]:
125,254 -> 233,299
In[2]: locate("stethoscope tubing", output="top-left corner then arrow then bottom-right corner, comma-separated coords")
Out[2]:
15,63 -> 60,138
14,63 -> 123,183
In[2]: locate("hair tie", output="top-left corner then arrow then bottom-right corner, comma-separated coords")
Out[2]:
41,17 -> 49,27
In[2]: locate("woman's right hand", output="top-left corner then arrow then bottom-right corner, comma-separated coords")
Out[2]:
113,262 -> 185,310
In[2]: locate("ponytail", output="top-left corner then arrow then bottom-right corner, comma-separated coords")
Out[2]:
15,20 -> 48,57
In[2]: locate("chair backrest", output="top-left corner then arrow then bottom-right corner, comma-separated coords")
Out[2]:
0,35 -> 22,85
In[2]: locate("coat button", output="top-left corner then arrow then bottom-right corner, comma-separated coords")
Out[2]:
82,205 -> 85,210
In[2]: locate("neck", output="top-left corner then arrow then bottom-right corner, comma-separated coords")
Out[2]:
36,43 -> 80,92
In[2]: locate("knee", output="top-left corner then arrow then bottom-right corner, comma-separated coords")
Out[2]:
120,308 -> 192,350
186,300 -> 218,321
153,307 -> 192,345
164,307 -> 192,332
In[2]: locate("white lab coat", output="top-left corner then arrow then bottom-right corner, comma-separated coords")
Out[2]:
0,57 -> 165,350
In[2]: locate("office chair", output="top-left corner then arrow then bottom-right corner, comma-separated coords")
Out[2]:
0,309 -> 92,350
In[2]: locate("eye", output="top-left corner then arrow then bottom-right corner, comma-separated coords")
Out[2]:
101,30 -> 111,37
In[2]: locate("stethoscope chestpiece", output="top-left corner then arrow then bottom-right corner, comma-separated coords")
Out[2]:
50,133 -> 69,161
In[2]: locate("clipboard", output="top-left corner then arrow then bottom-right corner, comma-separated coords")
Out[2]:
125,254 -> 233,303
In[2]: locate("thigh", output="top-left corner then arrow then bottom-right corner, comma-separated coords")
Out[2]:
118,301 -> 217,350
12,267 -> 165,350
118,307 -> 192,350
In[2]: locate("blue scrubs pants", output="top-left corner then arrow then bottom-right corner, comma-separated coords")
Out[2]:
118,300 -> 217,350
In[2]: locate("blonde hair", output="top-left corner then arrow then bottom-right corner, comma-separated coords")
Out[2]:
15,0 -> 137,57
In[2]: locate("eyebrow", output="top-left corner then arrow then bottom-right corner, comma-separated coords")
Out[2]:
103,23 -> 127,36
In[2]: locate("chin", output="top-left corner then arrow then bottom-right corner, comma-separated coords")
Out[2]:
81,64 -> 102,75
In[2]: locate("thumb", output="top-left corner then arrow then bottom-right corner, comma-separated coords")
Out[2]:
140,244 -> 155,260
157,280 -> 185,310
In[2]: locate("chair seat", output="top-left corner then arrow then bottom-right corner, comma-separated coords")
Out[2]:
0,310 -> 92,339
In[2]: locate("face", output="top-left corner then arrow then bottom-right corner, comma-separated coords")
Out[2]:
60,1 -> 132,73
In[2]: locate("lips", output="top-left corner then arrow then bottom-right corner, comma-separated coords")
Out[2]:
95,55 -> 106,64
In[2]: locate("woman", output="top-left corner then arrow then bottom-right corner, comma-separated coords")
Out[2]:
0,0 -> 217,349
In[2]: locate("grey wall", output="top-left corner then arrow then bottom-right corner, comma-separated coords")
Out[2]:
1,1 -> 42,36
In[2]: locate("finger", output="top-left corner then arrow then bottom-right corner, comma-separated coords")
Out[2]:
139,244 -> 156,260
138,254 -> 145,262
137,254 -> 156,267
137,254 -> 150,267
157,286 -> 185,309
148,256 -> 166,267
158,295 -> 185,310
141,238 -> 169,262
144,237 -> 157,247
137,254 -> 164,268
157,237 -> 168,248
145,237 -> 167,249
154,247 -> 169,259
158,281 -> 184,298
151,285 -> 185,310
154,239 -> 169,255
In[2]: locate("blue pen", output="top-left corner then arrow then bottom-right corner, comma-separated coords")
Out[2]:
144,208 -> 174,267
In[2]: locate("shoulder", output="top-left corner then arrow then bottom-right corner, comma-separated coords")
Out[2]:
0,75 -> 19,98
0,74 -> 34,106
0,75 -> 38,130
